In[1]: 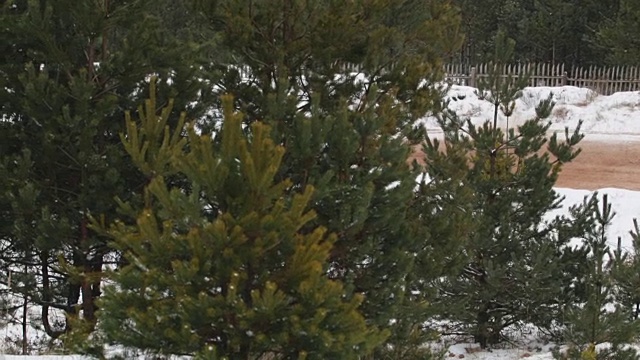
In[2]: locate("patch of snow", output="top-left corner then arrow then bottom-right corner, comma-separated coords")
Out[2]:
549,188 -> 640,252
420,85 -> 640,140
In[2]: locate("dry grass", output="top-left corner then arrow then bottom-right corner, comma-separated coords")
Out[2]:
573,90 -> 599,107
552,106 -> 569,121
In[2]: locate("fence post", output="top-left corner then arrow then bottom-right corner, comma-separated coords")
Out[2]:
562,71 -> 568,86
469,66 -> 477,88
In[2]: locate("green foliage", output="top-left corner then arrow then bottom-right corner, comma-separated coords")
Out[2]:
553,342 -> 640,360
120,78 -> 189,180
2,0 -> 467,354
613,219 -> 640,321
555,195 -> 640,359
93,91 -> 385,359
594,0 -> 640,65
427,33 -> 587,348
453,0 -> 528,63
192,0 -> 465,356
452,0 -> 621,65
552,211 -> 640,359
475,30 -> 529,132
0,0 -> 220,339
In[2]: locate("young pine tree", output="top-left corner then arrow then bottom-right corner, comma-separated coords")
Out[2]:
613,219 -> 640,321
90,89 -> 385,359
192,0 -> 466,356
425,31 -> 587,348
554,195 -> 640,360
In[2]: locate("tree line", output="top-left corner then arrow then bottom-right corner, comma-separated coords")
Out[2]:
452,0 -> 640,66
1,0 -> 640,359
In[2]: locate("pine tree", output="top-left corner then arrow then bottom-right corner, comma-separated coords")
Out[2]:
191,0 -> 465,356
425,31 -> 587,348
452,0 -> 620,66
452,0 -> 510,63
0,0 -> 219,339
553,195 -> 640,360
88,87 -> 385,359
613,219 -> 640,321
594,0 -> 640,65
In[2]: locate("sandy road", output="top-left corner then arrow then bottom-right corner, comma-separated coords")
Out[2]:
556,138 -> 640,191
410,136 -> 640,191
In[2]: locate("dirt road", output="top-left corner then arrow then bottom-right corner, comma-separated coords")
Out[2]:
410,137 -> 640,191
557,139 -> 640,190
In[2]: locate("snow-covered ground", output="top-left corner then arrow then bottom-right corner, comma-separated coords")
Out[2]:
0,357 -> 86,360
421,85 -> 640,142
3,85 -> 640,359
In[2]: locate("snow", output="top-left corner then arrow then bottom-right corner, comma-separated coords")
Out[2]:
420,85 -> 640,141
4,85 -> 640,359
549,188 -> 640,252
445,341 -> 559,359
0,357 -> 87,360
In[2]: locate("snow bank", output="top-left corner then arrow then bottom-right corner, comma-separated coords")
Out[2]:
421,85 -> 640,141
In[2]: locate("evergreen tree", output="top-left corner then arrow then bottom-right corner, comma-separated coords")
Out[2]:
517,0 -> 615,65
192,0 -> 466,356
613,219 -> 640,321
452,0 -> 621,66
425,31 -> 587,348
452,0 -> 512,63
523,0 -> 574,64
0,0 -> 219,338
594,0 -> 640,65
90,87 -> 385,359
553,195 -> 640,360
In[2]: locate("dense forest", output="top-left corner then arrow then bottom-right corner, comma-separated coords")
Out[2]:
453,0 -> 640,66
1,0 -> 640,359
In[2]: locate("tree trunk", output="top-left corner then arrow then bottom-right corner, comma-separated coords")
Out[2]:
475,307 -> 490,348
80,217 -> 98,325
41,251 -> 64,339
22,266 -> 28,354
475,304 -> 501,348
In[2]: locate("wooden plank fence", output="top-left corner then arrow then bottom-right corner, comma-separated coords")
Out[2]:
444,63 -> 640,95
233,62 -> 640,95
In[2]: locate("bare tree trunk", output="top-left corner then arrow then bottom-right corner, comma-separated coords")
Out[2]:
80,218 -> 96,324
41,251 -> 64,339
79,217 -> 105,327
22,264 -> 28,355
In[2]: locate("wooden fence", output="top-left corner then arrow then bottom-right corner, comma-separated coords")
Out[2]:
444,63 -> 640,95
233,62 -> 640,95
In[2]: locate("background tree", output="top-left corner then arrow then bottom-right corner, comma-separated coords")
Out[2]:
454,0 -> 523,64
0,0 -> 219,340
452,0 -> 621,66
526,0 -> 621,66
426,32 -> 588,347
594,0 -> 640,65
523,0 -> 575,64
